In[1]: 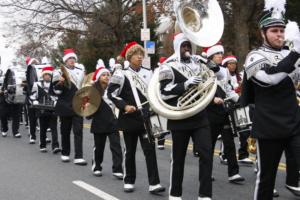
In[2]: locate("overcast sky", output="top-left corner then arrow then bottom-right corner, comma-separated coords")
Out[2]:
0,7 -> 18,71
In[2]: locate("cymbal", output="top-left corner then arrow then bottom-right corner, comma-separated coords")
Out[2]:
72,86 -> 101,117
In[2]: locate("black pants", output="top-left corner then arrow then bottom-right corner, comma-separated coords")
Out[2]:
255,135 -> 300,200
123,130 -> 160,185
39,115 -> 59,149
170,126 -> 212,198
238,129 -> 251,160
60,115 -> 83,159
210,122 -> 239,177
92,132 -> 123,173
1,104 -> 21,135
28,107 -> 38,139
285,150 -> 299,187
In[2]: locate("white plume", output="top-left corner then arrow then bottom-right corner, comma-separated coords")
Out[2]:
285,20 -> 300,42
96,58 -> 105,69
109,58 -> 115,67
42,56 -> 49,64
155,15 -> 175,35
264,0 -> 286,15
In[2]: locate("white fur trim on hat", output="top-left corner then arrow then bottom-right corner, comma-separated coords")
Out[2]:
93,67 -> 110,82
42,70 -> 53,76
63,52 -> 78,63
222,56 -> 237,66
207,45 -> 224,58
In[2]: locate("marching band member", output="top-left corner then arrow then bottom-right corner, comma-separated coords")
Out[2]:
222,56 -> 253,164
52,49 -> 87,165
241,2 -> 300,198
107,42 -> 165,194
156,56 -> 168,150
204,44 -> 245,183
88,66 -> 123,179
159,33 -> 212,200
30,66 -> 61,153
24,56 -> 39,143
0,60 -> 23,138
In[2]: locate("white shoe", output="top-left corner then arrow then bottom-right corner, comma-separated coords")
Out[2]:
40,148 -> 47,153
198,197 -> 212,200
238,157 -> 253,164
74,158 -> 87,165
47,128 -> 51,132
157,145 -> 165,150
1,132 -> 8,137
229,174 -> 245,183
14,133 -> 21,138
149,184 -> 165,194
112,172 -> 123,180
61,155 -> 70,162
286,184 -> 300,196
46,137 -> 51,143
29,138 -> 36,144
93,170 -> 102,177
169,196 -> 182,200
124,184 -> 135,192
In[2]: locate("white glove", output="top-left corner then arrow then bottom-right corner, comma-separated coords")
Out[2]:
33,100 -> 39,105
184,76 -> 202,89
293,36 -> 300,54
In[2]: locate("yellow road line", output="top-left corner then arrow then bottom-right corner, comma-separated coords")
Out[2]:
83,124 -> 287,170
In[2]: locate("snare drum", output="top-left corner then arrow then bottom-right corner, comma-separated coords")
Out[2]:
232,106 -> 252,132
150,114 -> 170,139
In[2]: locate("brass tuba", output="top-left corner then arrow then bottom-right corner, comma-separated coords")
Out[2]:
72,72 -> 101,117
147,0 -> 224,120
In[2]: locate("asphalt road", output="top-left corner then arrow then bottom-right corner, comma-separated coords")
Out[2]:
0,122 -> 299,200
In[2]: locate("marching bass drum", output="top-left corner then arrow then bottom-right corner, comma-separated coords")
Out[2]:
150,113 -> 170,140
232,105 -> 252,133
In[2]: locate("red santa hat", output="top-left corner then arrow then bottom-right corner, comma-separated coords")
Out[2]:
25,56 -> 39,65
222,55 -> 238,66
41,66 -> 54,76
202,42 -> 224,58
63,49 -> 78,63
92,67 -> 110,82
117,41 -> 144,62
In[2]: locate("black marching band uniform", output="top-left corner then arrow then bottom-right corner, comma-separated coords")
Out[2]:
25,57 -> 39,143
159,33 -> 213,199
0,63 -> 23,138
52,49 -> 87,165
88,67 -> 123,178
30,66 -> 60,153
242,8 -> 300,199
204,44 -> 244,182
107,42 -> 164,193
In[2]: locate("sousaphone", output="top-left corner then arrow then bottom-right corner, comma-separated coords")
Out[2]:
72,72 -> 101,117
148,0 -> 224,120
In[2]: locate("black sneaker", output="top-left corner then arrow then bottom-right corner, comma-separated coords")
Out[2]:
52,147 -> 61,154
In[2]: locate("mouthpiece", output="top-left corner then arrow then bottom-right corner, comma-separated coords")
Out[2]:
185,51 -> 191,57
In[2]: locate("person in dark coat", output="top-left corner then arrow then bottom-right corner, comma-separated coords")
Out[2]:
88,66 -> 123,179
